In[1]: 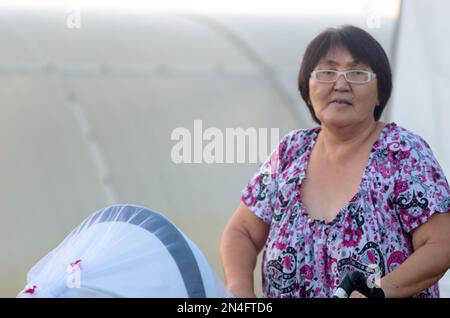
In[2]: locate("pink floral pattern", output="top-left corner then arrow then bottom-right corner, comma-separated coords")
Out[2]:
241,123 -> 450,298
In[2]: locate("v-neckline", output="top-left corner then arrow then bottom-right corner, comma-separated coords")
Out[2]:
298,122 -> 393,226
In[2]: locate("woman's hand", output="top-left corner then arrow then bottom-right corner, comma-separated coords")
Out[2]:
333,271 -> 384,298
349,291 -> 367,298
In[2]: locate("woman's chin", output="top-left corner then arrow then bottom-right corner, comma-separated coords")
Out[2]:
319,114 -> 355,128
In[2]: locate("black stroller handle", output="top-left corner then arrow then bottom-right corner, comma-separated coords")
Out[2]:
332,271 -> 385,298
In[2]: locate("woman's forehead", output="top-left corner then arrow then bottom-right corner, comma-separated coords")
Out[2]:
317,47 -> 367,67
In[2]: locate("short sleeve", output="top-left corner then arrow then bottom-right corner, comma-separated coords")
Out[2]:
241,132 -> 293,224
393,134 -> 450,233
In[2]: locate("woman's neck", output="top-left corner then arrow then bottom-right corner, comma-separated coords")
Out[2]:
317,120 -> 382,163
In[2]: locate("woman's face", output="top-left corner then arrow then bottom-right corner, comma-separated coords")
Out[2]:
308,46 -> 379,128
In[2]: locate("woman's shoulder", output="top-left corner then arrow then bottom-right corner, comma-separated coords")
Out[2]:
275,127 -> 319,169
383,122 -> 433,151
278,127 -> 318,154
382,122 -> 439,167
280,126 -> 319,146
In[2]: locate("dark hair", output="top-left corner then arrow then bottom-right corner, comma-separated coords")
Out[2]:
298,25 -> 392,124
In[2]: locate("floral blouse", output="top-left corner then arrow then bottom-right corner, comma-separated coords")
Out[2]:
241,122 -> 450,298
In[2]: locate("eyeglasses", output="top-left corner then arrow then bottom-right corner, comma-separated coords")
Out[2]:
310,70 -> 376,84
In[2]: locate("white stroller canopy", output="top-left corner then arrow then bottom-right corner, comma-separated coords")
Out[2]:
18,204 -> 229,298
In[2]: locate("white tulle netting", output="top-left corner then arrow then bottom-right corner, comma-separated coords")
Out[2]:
18,204 -> 232,298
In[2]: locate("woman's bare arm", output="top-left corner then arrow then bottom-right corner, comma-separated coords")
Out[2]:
380,212 -> 450,297
220,202 -> 270,298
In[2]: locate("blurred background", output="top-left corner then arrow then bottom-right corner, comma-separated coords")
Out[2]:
0,0 -> 449,297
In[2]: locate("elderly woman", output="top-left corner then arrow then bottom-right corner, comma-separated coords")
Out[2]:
221,25 -> 450,298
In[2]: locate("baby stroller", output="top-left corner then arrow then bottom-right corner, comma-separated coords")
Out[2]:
18,204 -> 230,298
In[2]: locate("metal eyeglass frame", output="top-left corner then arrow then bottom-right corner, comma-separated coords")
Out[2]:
310,70 -> 377,84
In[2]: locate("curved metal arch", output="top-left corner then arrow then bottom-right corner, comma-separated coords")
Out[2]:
184,14 -> 309,128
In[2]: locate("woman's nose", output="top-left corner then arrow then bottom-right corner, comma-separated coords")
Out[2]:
333,74 -> 350,91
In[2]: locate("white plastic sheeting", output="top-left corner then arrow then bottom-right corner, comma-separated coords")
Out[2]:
18,204 -> 229,298
390,0 -> 450,296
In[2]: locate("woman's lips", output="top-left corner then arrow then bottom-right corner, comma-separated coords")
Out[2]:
329,99 -> 352,106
